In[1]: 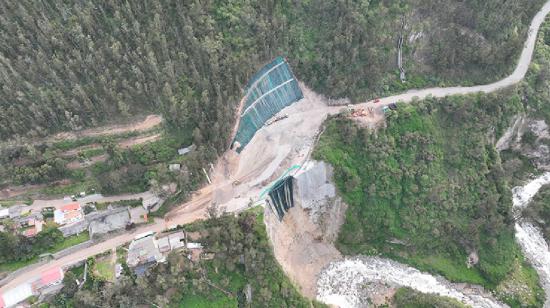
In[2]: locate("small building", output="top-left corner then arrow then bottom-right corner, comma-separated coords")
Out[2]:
15,213 -> 44,237
0,207 -> 9,219
8,206 -> 22,219
0,267 -> 64,308
129,206 -> 148,224
54,203 -> 84,225
186,242 -> 202,249
157,236 -> 171,253
177,144 -> 195,156
168,231 -> 185,250
127,235 -> 165,268
0,283 -> 33,308
31,267 -> 64,291
87,207 -> 130,238
157,231 -> 185,253
168,164 -> 181,172
127,231 -> 185,274
142,196 -> 161,211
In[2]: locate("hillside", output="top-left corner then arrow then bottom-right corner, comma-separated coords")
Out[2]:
0,0 -> 543,144
313,93 -> 544,306
49,210 -> 324,308
3,1 -> 550,308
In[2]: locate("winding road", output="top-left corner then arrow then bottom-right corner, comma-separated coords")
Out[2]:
3,0 -> 550,305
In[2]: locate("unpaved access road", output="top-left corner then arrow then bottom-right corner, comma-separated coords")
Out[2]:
22,191 -> 156,213
52,114 -> 162,141
3,0 -> 550,296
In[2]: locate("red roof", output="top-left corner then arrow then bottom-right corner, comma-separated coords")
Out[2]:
60,203 -> 80,212
22,227 -> 37,237
41,267 -> 63,285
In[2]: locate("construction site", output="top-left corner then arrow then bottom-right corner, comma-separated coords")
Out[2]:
0,56 -> 454,307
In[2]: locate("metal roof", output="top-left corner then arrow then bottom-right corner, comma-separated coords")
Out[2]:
1,283 -> 32,308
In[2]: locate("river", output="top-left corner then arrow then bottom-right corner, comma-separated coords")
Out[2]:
317,172 -> 550,307
513,172 -> 550,307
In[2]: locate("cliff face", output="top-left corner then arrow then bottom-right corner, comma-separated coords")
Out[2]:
263,161 -> 345,298
497,114 -> 550,171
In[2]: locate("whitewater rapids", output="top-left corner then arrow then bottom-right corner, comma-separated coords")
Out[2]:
513,172 -> 550,307
317,256 -> 505,308
317,172 -> 550,308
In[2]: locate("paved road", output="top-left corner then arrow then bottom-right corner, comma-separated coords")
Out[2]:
23,191 -> 155,213
353,0 -> 550,108
3,0 -> 550,295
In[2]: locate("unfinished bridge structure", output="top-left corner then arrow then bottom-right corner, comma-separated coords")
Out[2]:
232,56 -> 303,152
265,162 -> 338,221
267,176 -> 295,221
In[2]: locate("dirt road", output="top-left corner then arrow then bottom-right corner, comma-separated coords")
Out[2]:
3,0 -> 550,296
23,191 -> 155,213
52,115 -> 162,141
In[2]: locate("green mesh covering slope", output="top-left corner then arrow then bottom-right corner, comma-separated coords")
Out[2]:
233,57 -> 303,152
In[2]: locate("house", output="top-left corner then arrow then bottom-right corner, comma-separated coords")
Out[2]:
167,231 -> 185,250
168,164 -> 181,172
0,207 -> 9,219
127,231 -> 185,274
0,283 -> 33,308
177,144 -> 195,156
127,234 -> 165,268
0,267 -> 64,308
8,206 -> 22,219
157,231 -> 185,253
186,242 -> 203,262
142,195 -> 161,211
14,213 -> 44,237
54,203 -> 83,225
31,267 -> 64,291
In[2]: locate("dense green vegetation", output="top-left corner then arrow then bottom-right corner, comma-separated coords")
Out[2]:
314,93 -> 544,306
393,287 -> 465,308
523,185 -> 550,243
523,16 -> 550,125
50,210 -> 322,308
0,226 -> 89,272
315,94 -> 521,285
0,0 -> 543,143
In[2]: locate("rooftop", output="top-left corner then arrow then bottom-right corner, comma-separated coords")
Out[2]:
60,203 -> 80,212
40,267 -> 63,286
127,236 -> 164,267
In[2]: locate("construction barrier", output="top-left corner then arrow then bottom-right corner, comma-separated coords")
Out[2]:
233,57 -> 303,152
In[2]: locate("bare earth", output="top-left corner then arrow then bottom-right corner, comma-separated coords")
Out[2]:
2,0 -> 550,299
53,114 -> 162,141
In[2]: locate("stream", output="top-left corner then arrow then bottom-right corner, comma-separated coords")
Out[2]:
513,172 -> 550,307
317,172 -> 550,307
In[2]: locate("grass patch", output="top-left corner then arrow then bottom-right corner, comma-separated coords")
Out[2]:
393,287 -> 466,308
0,232 -> 89,273
177,292 -> 238,308
40,179 -> 99,197
94,258 -> 114,282
0,257 -> 38,273
404,253 -> 487,286
496,258 -> 545,307
49,233 -> 89,252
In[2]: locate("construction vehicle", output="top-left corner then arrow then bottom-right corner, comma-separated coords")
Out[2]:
265,114 -> 288,126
